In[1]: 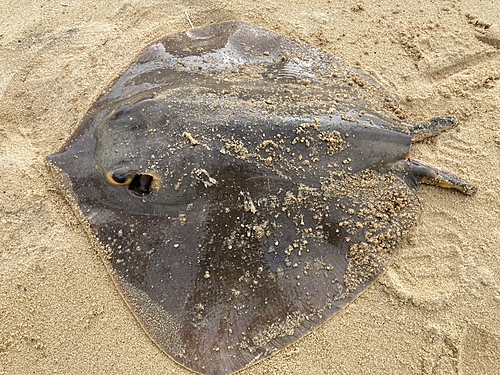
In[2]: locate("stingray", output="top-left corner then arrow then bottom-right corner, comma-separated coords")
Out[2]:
47,22 -> 475,375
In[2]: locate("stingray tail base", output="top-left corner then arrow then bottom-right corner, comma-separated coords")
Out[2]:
400,160 -> 477,195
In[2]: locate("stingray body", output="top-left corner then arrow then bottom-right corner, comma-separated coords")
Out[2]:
47,22 -> 475,375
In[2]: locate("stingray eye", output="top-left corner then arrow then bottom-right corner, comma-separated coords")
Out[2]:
111,171 -> 129,184
107,169 -> 135,186
128,174 -> 154,197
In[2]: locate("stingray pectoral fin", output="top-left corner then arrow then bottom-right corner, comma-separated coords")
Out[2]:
402,160 -> 477,195
410,116 -> 458,142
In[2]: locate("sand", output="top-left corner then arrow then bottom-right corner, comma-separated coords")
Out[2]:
1,0 -> 499,374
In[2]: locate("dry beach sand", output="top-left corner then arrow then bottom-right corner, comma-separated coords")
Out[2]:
1,0 -> 500,374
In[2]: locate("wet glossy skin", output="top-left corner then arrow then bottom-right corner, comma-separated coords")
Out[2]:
47,22 -> 473,375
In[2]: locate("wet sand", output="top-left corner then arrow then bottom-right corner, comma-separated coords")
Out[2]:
1,1 -> 499,374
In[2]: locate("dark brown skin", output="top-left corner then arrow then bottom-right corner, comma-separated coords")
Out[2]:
47,22 -> 475,375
